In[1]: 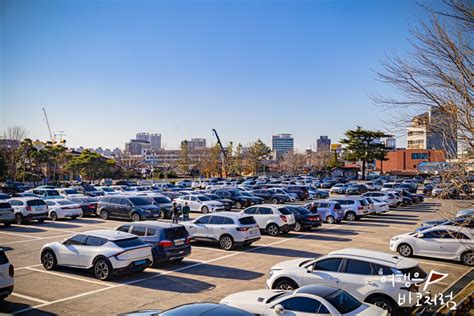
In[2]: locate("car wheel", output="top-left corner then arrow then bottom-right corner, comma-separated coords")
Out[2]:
201,206 -> 209,214
294,222 -> 302,232
235,202 -> 242,209
267,224 -> 279,236
345,212 -> 356,221
271,198 -> 278,204
131,213 -> 141,222
50,212 -> 58,221
274,278 -> 298,291
326,216 -> 336,224
15,213 -> 23,225
219,235 -> 234,250
41,249 -> 57,270
461,251 -> 474,266
100,210 -> 109,220
398,243 -> 413,257
94,258 -> 113,281
367,296 -> 399,316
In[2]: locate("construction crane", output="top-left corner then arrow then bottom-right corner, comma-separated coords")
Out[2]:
212,129 -> 227,177
42,107 -> 55,143
42,107 -> 67,145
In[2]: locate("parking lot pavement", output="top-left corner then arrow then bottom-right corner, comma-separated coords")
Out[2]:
0,199 -> 471,315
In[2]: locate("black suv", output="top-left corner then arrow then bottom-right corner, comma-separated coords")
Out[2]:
97,195 -> 161,221
284,186 -> 309,200
211,190 -> 251,209
250,189 -> 289,204
117,222 -> 191,265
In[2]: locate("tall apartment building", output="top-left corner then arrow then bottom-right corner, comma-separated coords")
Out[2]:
136,132 -> 161,150
184,138 -> 206,150
316,136 -> 331,152
125,139 -> 151,156
407,108 -> 457,158
272,134 -> 294,158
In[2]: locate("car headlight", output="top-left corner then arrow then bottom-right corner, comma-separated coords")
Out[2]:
391,237 -> 400,241
268,269 -> 280,278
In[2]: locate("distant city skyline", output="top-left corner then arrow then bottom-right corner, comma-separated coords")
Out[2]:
1,0 -> 442,150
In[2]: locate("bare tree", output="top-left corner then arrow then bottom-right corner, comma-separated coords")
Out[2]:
373,0 -> 473,228
113,151 -> 145,179
1,126 -> 28,181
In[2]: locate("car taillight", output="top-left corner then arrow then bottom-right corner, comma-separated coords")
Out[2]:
88,204 -> 96,209
185,237 -> 191,245
9,264 -> 14,277
236,227 -> 249,231
358,206 -> 364,210
280,215 -> 287,222
159,240 -> 173,247
26,206 -> 32,212
308,216 -> 319,221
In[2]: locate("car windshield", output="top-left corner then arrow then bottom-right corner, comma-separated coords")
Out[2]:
57,200 -> 74,205
129,197 -> 153,206
47,190 -> 60,196
277,207 -> 292,215
101,187 -> 114,192
164,227 -> 188,240
122,187 -> 134,191
153,197 -> 172,204
64,189 -> 78,194
325,289 -> 361,314
197,195 -> 211,201
239,216 -> 256,225
83,186 -> 98,192
112,237 -> 145,248
206,194 -> 220,199
266,292 -> 290,304
293,207 -> 311,215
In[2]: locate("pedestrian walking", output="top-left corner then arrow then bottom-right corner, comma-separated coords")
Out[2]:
171,202 -> 179,224
309,202 -> 318,213
182,202 -> 190,221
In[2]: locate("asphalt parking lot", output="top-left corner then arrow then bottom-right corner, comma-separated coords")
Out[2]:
0,199 -> 471,315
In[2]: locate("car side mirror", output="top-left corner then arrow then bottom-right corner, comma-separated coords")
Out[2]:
274,304 -> 285,314
307,265 -> 314,273
416,233 -> 424,238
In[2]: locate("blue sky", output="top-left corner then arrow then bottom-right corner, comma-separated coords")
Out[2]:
0,0 -> 441,150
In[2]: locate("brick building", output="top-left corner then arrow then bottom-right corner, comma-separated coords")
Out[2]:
376,149 -> 446,173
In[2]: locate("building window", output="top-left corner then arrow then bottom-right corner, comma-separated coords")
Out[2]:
412,152 -> 429,160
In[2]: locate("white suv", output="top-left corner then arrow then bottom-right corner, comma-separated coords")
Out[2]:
241,205 -> 296,236
182,212 -> 261,250
266,248 -> 428,315
8,197 -> 49,224
40,230 -> 153,280
174,195 -> 224,213
328,197 -> 369,221
362,192 -> 399,208
0,250 -> 14,301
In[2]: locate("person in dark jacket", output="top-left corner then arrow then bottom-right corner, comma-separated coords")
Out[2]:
182,202 -> 190,221
171,202 -> 179,224
309,202 -> 318,213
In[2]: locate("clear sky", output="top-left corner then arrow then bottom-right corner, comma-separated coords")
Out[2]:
0,0 -> 441,150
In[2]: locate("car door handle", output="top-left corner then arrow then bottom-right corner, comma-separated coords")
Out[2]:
365,281 -> 377,286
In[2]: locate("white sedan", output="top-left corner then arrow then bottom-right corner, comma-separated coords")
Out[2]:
220,285 -> 385,316
40,230 -> 153,280
390,227 -> 474,266
45,199 -> 83,221
174,195 -> 224,213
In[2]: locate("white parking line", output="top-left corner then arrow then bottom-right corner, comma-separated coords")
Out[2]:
0,231 -> 43,240
11,292 -> 51,304
15,263 -> 44,271
25,267 -> 115,287
2,233 -> 73,246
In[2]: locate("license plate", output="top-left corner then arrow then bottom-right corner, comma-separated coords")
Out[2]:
134,259 -> 147,266
250,228 -> 258,234
174,239 -> 184,246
